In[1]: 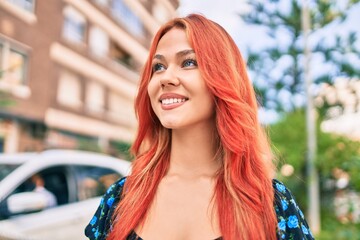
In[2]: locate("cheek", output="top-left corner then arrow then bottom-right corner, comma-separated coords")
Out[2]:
147,81 -> 158,108
201,89 -> 216,115
147,81 -> 156,99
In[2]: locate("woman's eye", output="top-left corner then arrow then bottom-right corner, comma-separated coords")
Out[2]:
182,59 -> 197,68
152,63 -> 165,72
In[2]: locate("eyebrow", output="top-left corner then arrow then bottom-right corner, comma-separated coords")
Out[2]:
153,49 -> 195,61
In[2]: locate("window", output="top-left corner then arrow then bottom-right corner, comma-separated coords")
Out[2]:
0,138 -> 4,153
57,71 -> 82,109
85,81 -> 104,114
6,0 -> 35,13
108,92 -> 135,125
62,6 -> 86,44
93,0 -> 109,7
0,41 -> 28,87
111,0 -> 144,37
152,2 -> 170,24
89,26 -> 109,57
8,49 -> 26,85
73,166 -> 121,201
108,92 -> 122,116
0,164 -> 20,181
109,41 -> 137,69
4,166 -> 69,218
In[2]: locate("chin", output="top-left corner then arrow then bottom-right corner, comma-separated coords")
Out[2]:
161,123 -> 179,129
160,119 -> 181,129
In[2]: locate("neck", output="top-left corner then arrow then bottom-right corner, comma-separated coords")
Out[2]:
167,121 -> 221,179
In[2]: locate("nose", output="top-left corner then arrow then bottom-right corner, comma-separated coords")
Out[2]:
159,67 -> 180,88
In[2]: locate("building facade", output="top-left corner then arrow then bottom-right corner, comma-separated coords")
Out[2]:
0,0 -> 178,154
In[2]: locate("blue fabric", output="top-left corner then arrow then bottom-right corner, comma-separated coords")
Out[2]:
84,178 -> 314,240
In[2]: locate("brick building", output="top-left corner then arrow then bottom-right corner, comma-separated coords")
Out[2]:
0,0 -> 179,153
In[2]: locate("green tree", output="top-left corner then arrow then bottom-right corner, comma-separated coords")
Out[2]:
270,110 -> 360,208
0,65 -> 16,108
0,91 -> 14,108
242,0 -> 360,111
270,110 -> 360,238
110,140 -> 132,160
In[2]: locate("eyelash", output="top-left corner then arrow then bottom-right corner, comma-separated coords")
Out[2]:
151,58 -> 198,73
182,58 -> 197,68
152,63 -> 165,73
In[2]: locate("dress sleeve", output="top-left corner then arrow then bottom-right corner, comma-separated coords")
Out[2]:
273,179 -> 315,240
85,177 -> 126,240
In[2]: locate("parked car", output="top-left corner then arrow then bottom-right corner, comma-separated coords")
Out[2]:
0,149 -> 131,240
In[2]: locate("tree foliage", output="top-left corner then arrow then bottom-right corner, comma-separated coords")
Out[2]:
0,66 -> 16,108
269,110 -> 360,209
242,0 -> 360,111
0,91 -> 14,108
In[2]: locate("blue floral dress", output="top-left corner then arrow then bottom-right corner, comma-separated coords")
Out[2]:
85,178 -> 314,240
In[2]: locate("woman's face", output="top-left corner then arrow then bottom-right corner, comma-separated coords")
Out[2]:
147,28 -> 215,130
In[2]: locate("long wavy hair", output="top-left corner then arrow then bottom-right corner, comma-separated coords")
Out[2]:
108,14 -> 277,240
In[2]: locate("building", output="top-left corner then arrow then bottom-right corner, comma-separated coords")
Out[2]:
0,0 -> 179,154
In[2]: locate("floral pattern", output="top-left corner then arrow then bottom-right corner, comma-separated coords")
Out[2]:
274,179 -> 314,239
85,177 -> 126,240
85,178 -> 314,240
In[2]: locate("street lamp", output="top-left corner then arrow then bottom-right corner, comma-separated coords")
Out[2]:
301,0 -> 321,234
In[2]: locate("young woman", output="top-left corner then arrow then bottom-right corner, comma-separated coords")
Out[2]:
85,14 -> 314,240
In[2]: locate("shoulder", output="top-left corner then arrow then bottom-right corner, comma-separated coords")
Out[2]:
85,177 -> 127,240
272,179 -> 315,240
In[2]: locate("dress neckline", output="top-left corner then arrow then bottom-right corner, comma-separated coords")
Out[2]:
128,230 -> 223,240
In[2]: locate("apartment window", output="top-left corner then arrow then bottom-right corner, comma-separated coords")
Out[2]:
109,92 -> 120,110
57,71 -> 82,109
62,6 -> 86,44
152,2 -> 170,24
89,26 -> 109,57
109,41 -> 136,69
6,0 -> 35,13
0,41 -> 28,87
108,92 -> 134,124
93,0 -> 109,7
85,81 -> 104,115
111,0 -> 144,37
0,138 -> 3,152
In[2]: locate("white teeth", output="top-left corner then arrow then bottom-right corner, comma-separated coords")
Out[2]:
161,98 -> 186,105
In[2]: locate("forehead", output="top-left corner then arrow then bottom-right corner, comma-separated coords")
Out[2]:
155,28 -> 192,53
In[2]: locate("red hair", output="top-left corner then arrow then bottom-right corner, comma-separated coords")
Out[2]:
108,14 -> 277,240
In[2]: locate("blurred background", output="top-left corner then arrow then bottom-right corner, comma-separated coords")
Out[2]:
0,0 -> 359,239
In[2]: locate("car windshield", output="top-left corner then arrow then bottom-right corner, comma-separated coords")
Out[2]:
0,164 -> 21,181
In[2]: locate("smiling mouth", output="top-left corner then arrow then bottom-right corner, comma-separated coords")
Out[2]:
160,98 -> 188,105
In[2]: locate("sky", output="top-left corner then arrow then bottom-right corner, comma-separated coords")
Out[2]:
177,0 -> 360,124
177,0 -> 282,123
178,0 -> 360,51
177,0 -> 252,54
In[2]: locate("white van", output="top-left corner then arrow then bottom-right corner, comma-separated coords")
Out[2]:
0,150 -> 131,240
